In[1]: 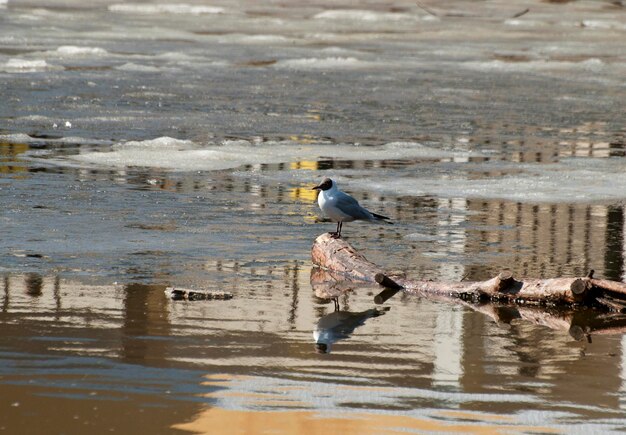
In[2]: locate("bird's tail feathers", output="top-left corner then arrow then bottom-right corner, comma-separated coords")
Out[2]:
372,212 -> 393,224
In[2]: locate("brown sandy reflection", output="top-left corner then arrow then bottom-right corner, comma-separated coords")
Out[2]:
122,283 -> 171,363
0,276 -> 202,435
0,382 -> 197,435
175,373 -> 562,434
172,407 -> 559,435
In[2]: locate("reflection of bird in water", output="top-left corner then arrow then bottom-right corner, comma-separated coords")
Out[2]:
313,304 -> 390,354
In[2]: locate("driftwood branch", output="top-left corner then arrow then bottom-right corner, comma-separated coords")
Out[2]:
311,233 -> 626,311
310,264 -> 626,340
310,233 -> 626,339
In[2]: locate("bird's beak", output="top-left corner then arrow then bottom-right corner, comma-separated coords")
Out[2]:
312,184 -> 321,191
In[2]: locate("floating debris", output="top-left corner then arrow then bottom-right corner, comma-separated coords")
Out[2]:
165,287 -> 233,301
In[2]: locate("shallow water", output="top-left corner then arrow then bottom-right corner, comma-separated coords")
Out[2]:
2,0 -> 626,433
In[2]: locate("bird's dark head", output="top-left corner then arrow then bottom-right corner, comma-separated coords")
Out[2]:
312,178 -> 333,191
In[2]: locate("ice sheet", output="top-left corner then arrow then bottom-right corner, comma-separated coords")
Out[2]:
1,58 -> 60,72
274,57 -> 370,70
462,58 -> 606,73
0,133 -> 113,147
355,158 -> 626,204
313,10 -> 424,22
21,134 -> 621,204
54,137 -> 465,171
51,46 -> 109,56
108,3 -> 224,15
1,0 -> 625,209
114,62 -> 164,72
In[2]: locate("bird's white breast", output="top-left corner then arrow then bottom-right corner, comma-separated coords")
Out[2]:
318,190 -> 354,222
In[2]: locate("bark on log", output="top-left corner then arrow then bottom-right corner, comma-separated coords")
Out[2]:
310,233 -> 384,282
311,233 -> 626,310
589,278 -> 626,299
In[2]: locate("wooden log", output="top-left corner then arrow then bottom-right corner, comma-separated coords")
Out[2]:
594,296 -> 626,313
311,233 -> 384,282
311,233 -> 626,309
404,276 -> 592,305
372,273 -> 404,304
374,273 -> 403,290
590,278 -> 626,299
309,235 -> 626,337
374,287 -> 402,305
493,270 -> 514,292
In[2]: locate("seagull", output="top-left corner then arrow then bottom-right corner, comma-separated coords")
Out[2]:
312,177 -> 391,238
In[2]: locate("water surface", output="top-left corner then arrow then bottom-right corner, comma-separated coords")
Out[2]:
2,0 -> 626,433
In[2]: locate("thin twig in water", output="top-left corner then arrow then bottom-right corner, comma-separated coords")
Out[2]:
511,8 -> 530,19
415,1 -> 438,17
416,3 -> 531,20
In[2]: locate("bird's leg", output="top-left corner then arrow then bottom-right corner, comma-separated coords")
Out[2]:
333,298 -> 339,311
330,221 -> 341,239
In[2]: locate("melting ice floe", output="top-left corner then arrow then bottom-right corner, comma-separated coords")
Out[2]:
313,9 -> 426,22
355,158 -> 626,204
1,59 -> 60,73
579,20 -> 626,30
0,134 -> 113,148
108,3 -> 224,15
57,137 -> 463,172
13,135 -> 626,204
274,57 -> 369,70
219,34 -> 291,45
115,62 -> 163,73
461,58 -> 606,73
51,46 -> 109,56
505,17 -> 626,31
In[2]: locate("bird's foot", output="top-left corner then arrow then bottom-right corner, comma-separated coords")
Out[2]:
329,232 -> 341,239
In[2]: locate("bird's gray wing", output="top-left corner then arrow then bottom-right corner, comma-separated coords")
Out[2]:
334,192 -> 373,220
